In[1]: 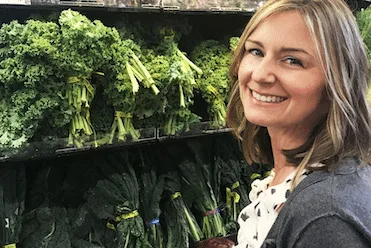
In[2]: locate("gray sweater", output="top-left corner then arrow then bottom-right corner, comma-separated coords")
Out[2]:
261,157 -> 371,248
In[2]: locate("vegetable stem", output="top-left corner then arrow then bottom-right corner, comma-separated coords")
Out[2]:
176,49 -> 203,75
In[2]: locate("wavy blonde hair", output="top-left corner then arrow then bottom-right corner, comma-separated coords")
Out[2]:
227,0 -> 371,187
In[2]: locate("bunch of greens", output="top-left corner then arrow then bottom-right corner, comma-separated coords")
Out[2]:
153,27 -> 202,135
85,153 -> 148,248
191,40 -> 231,127
20,166 -> 71,248
0,19 -> 65,148
131,48 -> 170,129
68,205 -> 107,248
21,202 -> 72,248
58,9 -> 122,147
163,171 -> 203,247
0,165 -> 26,247
178,160 -> 226,239
215,157 -> 250,234
138,151 -> 165,248
102,36 -> 159,143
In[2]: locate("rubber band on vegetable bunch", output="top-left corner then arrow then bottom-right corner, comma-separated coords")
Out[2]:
190,40 -> 231,128
153,26 -> 202,135
138,150 -> 165,248
0,19 -> 65,149
85,153 -> 149,248
58,10 -> 121,148
0,166 -> 26,248
178,160 -> 226,239
163,171 -> 203,248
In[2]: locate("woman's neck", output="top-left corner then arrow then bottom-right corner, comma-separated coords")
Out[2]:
268,126 -> 308,186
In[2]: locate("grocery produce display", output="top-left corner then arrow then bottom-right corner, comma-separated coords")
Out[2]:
0,1 -> 369,248
0,134 -> 272,248
0,9 -> 241,160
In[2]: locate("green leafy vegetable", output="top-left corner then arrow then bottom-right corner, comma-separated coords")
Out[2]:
163,171 -> 203,246
0,20 -> 64,148
138,151 -> 165,248
0,166 -> 26,247
85,153 -> 149,248
178,160 -> 226,239
191,40 -> 231,127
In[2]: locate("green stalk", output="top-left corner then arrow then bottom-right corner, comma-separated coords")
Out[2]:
81,85 -> 87,105
109,119 -> 118,144
130,65 -> 144,82
123,117 -> 140,141
68,127 -> 74,145
130,55 -> 160,95
131,53 -> 152,80
126,62 -> 140,94
75,85 -> 82,111
82,116 -> 93,135
233,202 -> 237,221
150,83 -> 160,95
67,88 -> 73,105
76,114 -> 83,130
130,59 -> 147,86
117,116 -> 126,141
124,230 -> 130,248
176,48 -> 203,75
183,205 -> 201,242
179,84 -> 185,107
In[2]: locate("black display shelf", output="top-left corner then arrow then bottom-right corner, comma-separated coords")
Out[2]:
0,1 -> 256,16
157,121 -> 231,141
0,122 -> 231,163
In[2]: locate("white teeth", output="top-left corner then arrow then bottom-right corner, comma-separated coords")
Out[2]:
252,90 -> 285,103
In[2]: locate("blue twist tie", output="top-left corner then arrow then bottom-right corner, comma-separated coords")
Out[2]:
148,218 -> 160,227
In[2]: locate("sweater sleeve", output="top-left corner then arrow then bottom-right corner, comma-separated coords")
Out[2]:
294,215 -> 370,248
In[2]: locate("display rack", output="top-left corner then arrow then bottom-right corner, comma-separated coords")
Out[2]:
0,122 -> 232,163
0,0 -> 262,14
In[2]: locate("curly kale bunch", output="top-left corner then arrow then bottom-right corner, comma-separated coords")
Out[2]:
191,40 -> 231,127
152,27 -> 202,135
58,9 -> 123,147
101,36 -> 159,143
0,20 -> 65,148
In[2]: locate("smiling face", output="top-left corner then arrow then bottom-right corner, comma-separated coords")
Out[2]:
238,10 -> 329,135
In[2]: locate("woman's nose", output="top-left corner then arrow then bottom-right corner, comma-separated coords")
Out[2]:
251,57 -> 276,84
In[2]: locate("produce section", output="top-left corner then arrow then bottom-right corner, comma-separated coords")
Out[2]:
0,1 -> 370,247
0,7 -> 247,161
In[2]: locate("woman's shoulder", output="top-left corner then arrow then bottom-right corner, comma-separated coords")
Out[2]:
280,157 -> 371,231
263,157 -> 371,247
290,157 -> 371,208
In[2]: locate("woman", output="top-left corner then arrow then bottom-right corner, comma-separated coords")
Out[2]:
204,0 -> 371,247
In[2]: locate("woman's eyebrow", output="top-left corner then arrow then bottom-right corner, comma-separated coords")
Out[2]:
246,39 -> 314,57
245,39 -> 264,48
280,47 -> 312,56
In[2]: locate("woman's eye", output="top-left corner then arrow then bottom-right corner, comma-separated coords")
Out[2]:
248,48 -> 264,57
285,57 -> 304,67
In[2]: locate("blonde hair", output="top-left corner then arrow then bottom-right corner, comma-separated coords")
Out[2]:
227,0 -> 371,187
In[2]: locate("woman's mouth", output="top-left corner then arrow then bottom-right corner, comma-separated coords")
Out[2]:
251,90 -> 286,103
